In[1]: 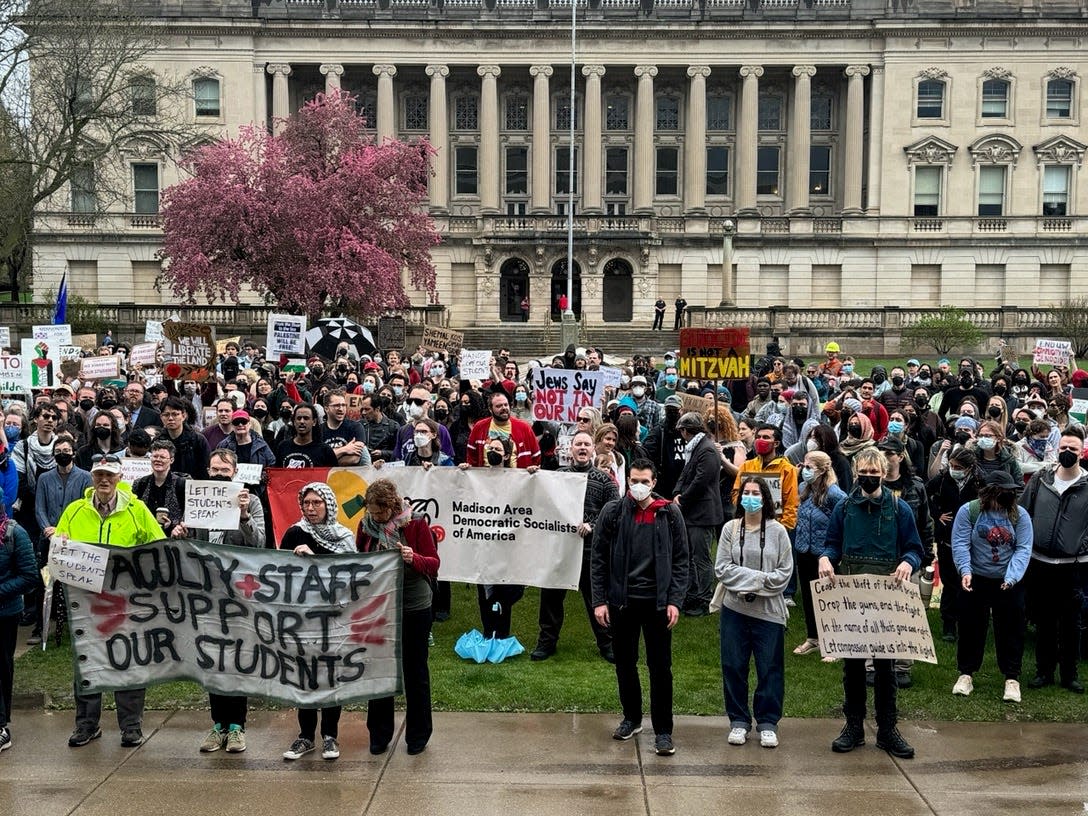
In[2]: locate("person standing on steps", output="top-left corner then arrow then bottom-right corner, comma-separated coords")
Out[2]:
673,297 -> 688,331
653,298 -> 666,330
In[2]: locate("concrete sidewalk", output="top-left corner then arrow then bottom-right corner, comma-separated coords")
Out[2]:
1,709 -> 1086,816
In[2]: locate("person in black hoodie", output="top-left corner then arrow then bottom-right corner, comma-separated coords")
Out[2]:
673,412 -> 724,617
927,447 -> 982,643
643,395 -> 687,500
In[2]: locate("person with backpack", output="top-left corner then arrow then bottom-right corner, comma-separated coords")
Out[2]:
0,509 -> 38,753
950,470 -> 1033,703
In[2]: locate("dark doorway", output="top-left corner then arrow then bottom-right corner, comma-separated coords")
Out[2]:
499,257 -> 530,322
602,258 -> 633,322
550,259 -> 582,320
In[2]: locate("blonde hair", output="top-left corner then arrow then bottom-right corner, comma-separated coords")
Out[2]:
852,447 -> 888,476
801,450 -> 837,507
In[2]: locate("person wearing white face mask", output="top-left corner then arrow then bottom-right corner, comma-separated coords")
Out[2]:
628,375 -> 664,434
391,385 -> 456,463
402,418 -> 453,469
970,420 -> 1022,483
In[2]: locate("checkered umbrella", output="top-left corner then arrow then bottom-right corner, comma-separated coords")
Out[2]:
305,317 -> 377,360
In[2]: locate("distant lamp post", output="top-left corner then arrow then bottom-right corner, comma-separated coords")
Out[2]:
720,217 -> 736,307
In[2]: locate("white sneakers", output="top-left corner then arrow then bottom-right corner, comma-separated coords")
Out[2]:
759,730 -> 779,749
728,727 -> 778,748
1004,679 -> 1021,703
727,727 -> 748,746
952,674 -> 974,696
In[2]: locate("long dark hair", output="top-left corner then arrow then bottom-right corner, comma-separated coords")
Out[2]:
978,483 -> 1021,523
736,475 -> 776,522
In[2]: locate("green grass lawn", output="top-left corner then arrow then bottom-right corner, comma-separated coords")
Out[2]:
15,583 -> 1087,723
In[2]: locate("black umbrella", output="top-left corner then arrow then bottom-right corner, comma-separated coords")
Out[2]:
305,317 -> 377,360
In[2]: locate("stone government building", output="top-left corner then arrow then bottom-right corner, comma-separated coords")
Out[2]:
30,0 -> 1088,353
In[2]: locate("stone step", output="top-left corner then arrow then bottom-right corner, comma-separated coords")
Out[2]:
460,325 -> 682,360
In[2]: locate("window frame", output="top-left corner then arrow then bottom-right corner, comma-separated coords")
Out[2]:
504,93 -> 529,132
554,145 -> 581,197
977,75 -> 1013,125
130,75 -> 157,117
453,145 -> 479,197
131,162 -> 160,215
758,92 -> 784,132
605,93 -> 631,132
1043,75 -> 1079,125
70,163 -> 97,213
756,145 -> 781,196
605,146 -> 629,197
706,92 -> 732,132
976,164 -> 1008,217
1042,164 -> 1072,216
654,145 -> 680,198
504,145 -> 529,197
912,165 -> 943,217
809,145 -> 832,197
913,75 -> 949,126
705,145 -> 729,198
192,76 -> 221,119
453,92 -> 480,132
401,91 -> 429,132
655,93 -> 681,132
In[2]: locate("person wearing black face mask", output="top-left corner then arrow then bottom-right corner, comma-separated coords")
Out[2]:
1019,427 -> 1088,693
938,370 -> 990,422
643,396 -> 687,500
877,368 -> 913,414
818,448 -> 925,760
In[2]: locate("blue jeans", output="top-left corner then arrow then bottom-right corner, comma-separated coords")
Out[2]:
719,605 -> 785,733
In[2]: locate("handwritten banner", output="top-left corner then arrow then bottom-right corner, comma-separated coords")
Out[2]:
128,342 -> 159,368
47,537 -> 108,593
267,467 -> 588,590
163,320 -> 216,382
266,314 -> 307,358
812,575 -> 937,663
183,480 -> 243,529
0,328 -> 9,348
80,355 -> 120,381
145,320 -> 164,343
678,327 -> 750,380
1033,338 -> 1072,367
0,355 -> 27,392
32,324 -> 72,345
419,326 -> 464,356
62,538 -> 403,706
529,367 -> 603,424
234,463 -> 263,484
458,350 -> 491,380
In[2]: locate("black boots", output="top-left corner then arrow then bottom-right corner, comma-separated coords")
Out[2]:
831,718 -> 865,753
876,727 -> 915,759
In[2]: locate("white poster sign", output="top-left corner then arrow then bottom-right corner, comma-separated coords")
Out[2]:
529,367 -> 604,424
120,457 -> 153,484
47,537 -> 108,594
145,320 -> 164,342
183,480 -> 243,529
1033,338 -> 1073,367
458,350 -> 492,380
80,355 -> 120,381
0,355 -> 28,392
266,314 -> 307,358
233,463 -> 263,484
32,324 -> 72,345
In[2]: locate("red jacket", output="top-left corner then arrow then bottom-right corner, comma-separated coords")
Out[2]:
466,416 -> 541,468
356,517 -> 440,579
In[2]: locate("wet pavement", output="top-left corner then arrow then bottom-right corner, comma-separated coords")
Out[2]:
1,709 -> 1086,816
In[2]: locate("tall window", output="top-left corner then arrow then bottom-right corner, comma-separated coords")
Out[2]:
1046,79 -> 1073,118
505,147 -> 528,195
454,94 -> 479,131
706,147 -> 729,196
978,165 -> 1006,216
810,93 -> 833,131
605,95 -> 629,130
193,77 -> 220,117
131,76 -> 156,117
756,146 -> 780,195
356,93 -> 377,129
655,95 -> 679,131
605,147 -> 628,195
913,166 -> 941,216
809,146 -> 831,195
555,147 -> 579,194
455,147 -> 477,195
71,163 -> 96,213
1043,165 -> 1071,216
505,94 -> 528,131
758,93 -> 783,130
70,74 -> 92,115
655,147 -> 678,196
403,94 -> 428,130
981,79 -> 1008,119
555,97 -> 579,130
132,163 -> 159,214
707,93 -> 731,131
916,80 -> 945,119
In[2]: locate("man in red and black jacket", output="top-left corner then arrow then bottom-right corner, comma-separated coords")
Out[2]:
466,389 -> 540,469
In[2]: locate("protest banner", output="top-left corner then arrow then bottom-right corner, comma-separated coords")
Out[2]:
234,463 -> 263,484
1071,387 -> 1088,425
1033,338 -> 1073,367
753,471 -> 783,516
183,480 -> 243,529
458,350 -> 492,380
678,327 -> 750,380
120,457 -> 153,484
20,339 -> 60,388
163,320 -> 216,382
376,315 -> 406,352
216,336 -> 242,355
32,324 -> 72,345
60,538 -> 403,706
80,355 -> 120,381
419,325 -> 464,356
267,467 -> 587,589
145,320 -> 164,342
72,333 -> 98,351
811,575 -> 937,663
0,355 -> 27,392
266,314 -> 307,358
128,342 -> 159,368
0,328 -> 9,348
529,367 -> 604,423
599,366 -> 622,389
47,537 -> 108,594
680,392 -> 713,415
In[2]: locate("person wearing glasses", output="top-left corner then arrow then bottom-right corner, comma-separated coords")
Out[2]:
131,440 -> 187,537
122,381 -> 161,431
392,385 -> 456,463
321,389 -> 371,467
159,396 -> 210,480
57,454 -> 163,749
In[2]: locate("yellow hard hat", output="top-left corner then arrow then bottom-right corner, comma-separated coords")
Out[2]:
825,342 -> 840,353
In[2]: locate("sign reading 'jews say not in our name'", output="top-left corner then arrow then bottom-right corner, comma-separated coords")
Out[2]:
678,328 -> 751,380
62,538 -> 404,707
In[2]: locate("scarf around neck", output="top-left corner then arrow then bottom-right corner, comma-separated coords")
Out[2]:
360,499 -> 413,551
294,482 -> 356,554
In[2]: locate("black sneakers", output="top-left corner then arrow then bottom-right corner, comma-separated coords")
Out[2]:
0,726 -> 10,753
831,719 -> 865,753
876,728 -> 915,759
654,733 -> 675,756
68,727 -> 102,748
612,719 -> 643,740
120,729 -> 144,747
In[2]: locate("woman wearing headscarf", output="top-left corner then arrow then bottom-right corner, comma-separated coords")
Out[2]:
281,483 -> 357,762
357,479 -> 439,756
839,412 -> 875,465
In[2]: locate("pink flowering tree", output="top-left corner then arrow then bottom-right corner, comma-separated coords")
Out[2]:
160,91 -> 439,317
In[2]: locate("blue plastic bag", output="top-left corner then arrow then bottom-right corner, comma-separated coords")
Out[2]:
454,629 -> 525,664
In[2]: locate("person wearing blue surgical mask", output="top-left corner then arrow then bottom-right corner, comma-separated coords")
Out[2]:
655,366 -> 680,401
512,387 -> 533,421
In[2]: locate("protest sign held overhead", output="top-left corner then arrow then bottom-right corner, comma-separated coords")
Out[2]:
145,320 -> 165,342
62,538 -> 403,707
529,367 -> 603,424
32,324 -> 72,345
267,467 -> 587,590
1033,338 -> 1073,367
183,480 -> 243,529
20,339 -> 58,388
678,327 -> 750,380
80,355 -> 121,382
163,320 -> 216,381
120,457 -> 153,484
376,315 -> 406,352
0,355 -> 27,392
0,328 -> 9,348
420,325 -> 464,356
458,350 -> 491,380
128,342 -> 159,369
266,314 -> 307,358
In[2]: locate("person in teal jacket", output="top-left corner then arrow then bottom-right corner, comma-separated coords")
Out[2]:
55,454 -> 163,750
0,513 -> 37,753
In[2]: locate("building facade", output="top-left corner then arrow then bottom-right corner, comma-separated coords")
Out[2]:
30,0 -> 1088,337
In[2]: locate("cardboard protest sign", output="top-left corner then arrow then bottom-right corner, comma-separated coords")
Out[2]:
183,480 -> 243,529
32,324 -> 72,345
234,463 -> 263,484
145,320 -> 164,342
62,539 -> 403,706
20,339 -> 60,388
1033,338 -> 1073,367
216,336 -> 241,355
680,392 -> 713,415
80,355 -> 120,381
128,342 -> 159,369
120,457 -> 153,484
678,327 -> 750,380
346,393 -> 364,421
72,333 -> 98,351
47,537 -> 108,594
266,314 -> 307,358
163,320 -> 216,382
376,316 -> 406,352
420,326 -> 464,356
458,350 -> 491,380
812,575 -> 937,663
529,367 -> 604,424
0,355 -> 27,392
267,467 -> 588,590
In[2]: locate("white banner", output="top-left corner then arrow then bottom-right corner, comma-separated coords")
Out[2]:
62,539 -> 403,707
32,324 -> 72,345
529,367 -> 604,424
47,537 -> 108,593
145,320 -> 164,342
0,355 -> 28,392
458,350 -> 491,380
234,463 -> 263,484
0,327 -> 9,348
266,314 -> 307,358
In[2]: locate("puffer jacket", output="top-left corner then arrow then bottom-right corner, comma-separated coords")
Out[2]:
794,483 -> 846,554
55,483 -> 164,547
0,522 -> 37,617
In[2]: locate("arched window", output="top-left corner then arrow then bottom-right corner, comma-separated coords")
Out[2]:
193,77 -> 220,117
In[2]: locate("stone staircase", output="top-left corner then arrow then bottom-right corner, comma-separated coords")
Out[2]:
459,323 -> 683,359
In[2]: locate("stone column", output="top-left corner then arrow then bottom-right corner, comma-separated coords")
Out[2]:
787,65 -> 816,214
478,65 -> 502,213
373,64 -> 398,141
530,65 -> 554,214
843,64 -> 870,215
582,65 -> 606,213
736,65 -> 763,214
253,63 -> 268,132
320,63 -> 344,93
866,65 -> 885,215
426,64 -> 450,212
633,65 -> 658,214
684,65 -> 711,214
266,63 -> 292,135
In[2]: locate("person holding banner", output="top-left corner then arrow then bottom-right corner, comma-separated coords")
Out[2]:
281,483 -> 358,761
357,478 -> 439,756
57,454 -> 163,749
717,475 -> 793,748
466,390 -> 540,469
818,448 -> 925,759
